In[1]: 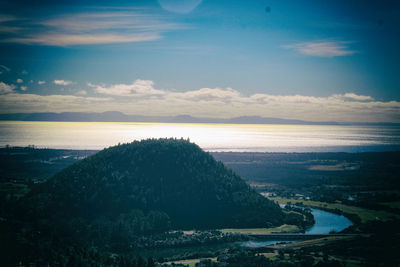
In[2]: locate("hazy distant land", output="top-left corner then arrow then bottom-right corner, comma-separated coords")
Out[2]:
1,111 -> 399,126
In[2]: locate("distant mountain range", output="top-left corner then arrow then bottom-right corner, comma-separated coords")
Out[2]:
0,111 -> 398,126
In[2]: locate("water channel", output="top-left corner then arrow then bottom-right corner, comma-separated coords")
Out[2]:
241,207 -> 353,248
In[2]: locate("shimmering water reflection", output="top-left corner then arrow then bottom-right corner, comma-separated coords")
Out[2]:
1,121 -> 400,152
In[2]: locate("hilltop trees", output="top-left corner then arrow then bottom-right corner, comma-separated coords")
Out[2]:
27,138 -> 285,230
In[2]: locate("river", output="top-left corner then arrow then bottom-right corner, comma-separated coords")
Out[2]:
240,207 -> 353,248
135,207 -> 354,257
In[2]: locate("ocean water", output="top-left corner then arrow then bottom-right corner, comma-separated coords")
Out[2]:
1,121 -> 400,152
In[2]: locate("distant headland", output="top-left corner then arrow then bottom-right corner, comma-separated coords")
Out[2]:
1,111 -> 398,126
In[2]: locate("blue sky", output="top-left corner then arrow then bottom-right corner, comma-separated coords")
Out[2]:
0,0 -> 399,122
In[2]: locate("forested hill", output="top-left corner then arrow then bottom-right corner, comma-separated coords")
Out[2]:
25,138 -> 285,229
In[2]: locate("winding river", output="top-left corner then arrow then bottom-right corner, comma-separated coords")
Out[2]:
241,207 -> 353,248
133,206 -> 355,258
306,208 -> 353,234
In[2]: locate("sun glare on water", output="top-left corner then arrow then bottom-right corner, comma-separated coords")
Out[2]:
1,121 -> 399,152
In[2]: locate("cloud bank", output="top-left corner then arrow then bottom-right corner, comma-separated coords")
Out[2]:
0,82 -> 16,94
0,80 -> 399,123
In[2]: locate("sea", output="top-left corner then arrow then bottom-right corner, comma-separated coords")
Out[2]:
1,121 -> 400,152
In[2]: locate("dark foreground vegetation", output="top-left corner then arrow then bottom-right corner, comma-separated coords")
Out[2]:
1,143 -> 399,266
0,139 -> 309,266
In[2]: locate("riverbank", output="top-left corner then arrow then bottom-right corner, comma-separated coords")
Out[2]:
269,196 -> 400,223
220,224 -> 300,235
266,235 -> 357,250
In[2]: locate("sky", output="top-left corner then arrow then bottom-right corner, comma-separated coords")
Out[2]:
0,0 -> 399,122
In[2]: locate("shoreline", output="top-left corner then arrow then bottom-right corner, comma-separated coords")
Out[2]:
1,145 -> 400,154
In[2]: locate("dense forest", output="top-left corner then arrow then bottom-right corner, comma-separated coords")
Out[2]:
1,139 -> 309,266
26,138 -> 287,229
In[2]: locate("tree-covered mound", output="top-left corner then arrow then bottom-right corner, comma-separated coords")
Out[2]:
26,138 -> 285,229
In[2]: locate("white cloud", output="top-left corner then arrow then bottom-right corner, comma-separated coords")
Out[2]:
91,80 -> 165,96
38,80 -> 46,85
335,93 -> 374,101
0,10 -> 183,46
8,33 -> 161,46
54,80 -> 73,86
283,41 -> 356,57
2,79 -> 399,122
20,86 -> 27,91
0,14 -> 16,23
0,93 -> 111,112
159,0 -> 202,14
41,12 -> 183,32
172,87 -> 242,102
76,90 -> 87,95
83,80 -> 400,122
0,82 -> 16,94
0,25 -> 22,34
16,78 -> 23,83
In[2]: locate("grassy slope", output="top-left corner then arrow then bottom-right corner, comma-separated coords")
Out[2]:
220,224 -> 301,234
180,224 -> 300,235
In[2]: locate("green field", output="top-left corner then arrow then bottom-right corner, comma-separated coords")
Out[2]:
220,224 -> 301,234
381,201 -> 400,209
267,235 -> 355,250
165,257 -> 217,266
181,224 -> 300,235
269,197 -> 400,223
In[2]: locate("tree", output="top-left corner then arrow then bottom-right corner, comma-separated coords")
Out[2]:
278,250 -> 285,260
137,256 -> 145,267
147,257 -> 155,267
